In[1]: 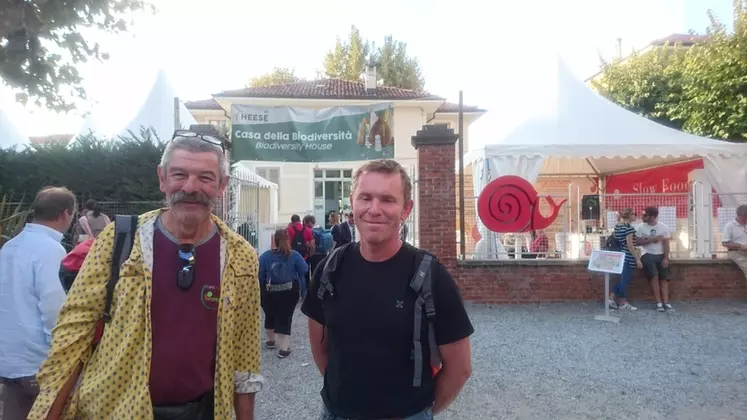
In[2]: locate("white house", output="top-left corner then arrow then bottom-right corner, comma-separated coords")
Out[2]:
186,69 -> 486,224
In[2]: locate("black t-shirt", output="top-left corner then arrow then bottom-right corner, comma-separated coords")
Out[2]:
301,243 -> 474,419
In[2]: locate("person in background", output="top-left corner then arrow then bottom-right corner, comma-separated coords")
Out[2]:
0,186 -> 76,420
305,215 -> 329,282
331,212 -> 355,249
259,228 -> 308,358
329,212 -> 340,229
59,237 -> 95,293
636,206 -> 673,312
528,230 -> 549,258
522,230 -> 549,259
287,214 -> 314,261
237,215 -> 256,245
400,220 -> 409,243
74,200 -> 94,243
29,131 -> 263,420
325,210 -> 339,230
722,204 -> 747,280
608,208 -> 642,311
76,199 -> 111,243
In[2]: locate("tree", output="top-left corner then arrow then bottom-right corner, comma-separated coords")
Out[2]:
591,46 -> 687,130
248,67 -> 305,87
323,25 -> 370,82
592,1 -> 747,141
0,0 -> 153,112
322,25 -> 425,90
370,36 -> 425,91
668,3 -> 747,141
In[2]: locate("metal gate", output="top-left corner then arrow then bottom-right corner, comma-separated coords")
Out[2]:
217,173 -> 263,248
404,165 -> 419,247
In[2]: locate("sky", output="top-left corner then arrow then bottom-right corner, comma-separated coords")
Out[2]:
0,0 -> 735,145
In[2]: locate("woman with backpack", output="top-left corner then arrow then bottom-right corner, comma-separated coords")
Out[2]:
608,207 -> 643,311
258,228 -> 308,358
75,199 -> 111,243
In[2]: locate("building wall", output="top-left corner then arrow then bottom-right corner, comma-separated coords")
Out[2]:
415,124 -> 747,303
191,106 -> 473,222
261,106 -> 425,220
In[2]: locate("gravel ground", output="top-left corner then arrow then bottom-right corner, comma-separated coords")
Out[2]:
256,301 -> 747,420
3,302 -> 744,420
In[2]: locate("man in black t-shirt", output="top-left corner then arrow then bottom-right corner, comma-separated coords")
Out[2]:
302,160 -> 474,420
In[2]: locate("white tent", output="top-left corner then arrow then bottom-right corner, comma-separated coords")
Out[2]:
0,105 -> 28,149
230,163 -> 282,253
72,69 -> 197,143
466,57 -> 747,260
234,162 -> 279,224
467,57 -> 747,203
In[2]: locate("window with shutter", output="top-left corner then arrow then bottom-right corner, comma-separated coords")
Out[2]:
256,167 -> 280,208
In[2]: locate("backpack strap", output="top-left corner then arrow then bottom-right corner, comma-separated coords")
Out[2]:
103,215 -> 139,322
316,243 -> 352,300
410,251 -> 440,387
317,243 -> 441,387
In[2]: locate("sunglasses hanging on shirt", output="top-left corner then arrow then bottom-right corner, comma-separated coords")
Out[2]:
177,244 -> 196,291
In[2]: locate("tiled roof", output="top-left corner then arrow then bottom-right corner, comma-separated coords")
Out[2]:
213,78 -> 444,101
650,33 -> 709,47
185,97 -> 485,114
186,79 -> 485,114
183,98 -> 223,110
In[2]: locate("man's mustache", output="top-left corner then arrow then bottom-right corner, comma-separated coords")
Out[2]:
169,190 -> 213,206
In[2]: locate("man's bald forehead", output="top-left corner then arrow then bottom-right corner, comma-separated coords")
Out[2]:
38,186 -> 70,195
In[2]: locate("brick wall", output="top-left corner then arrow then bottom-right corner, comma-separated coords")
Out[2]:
458,259 -> 747,303
414,124 -> 747,303
414,125 -> 458,270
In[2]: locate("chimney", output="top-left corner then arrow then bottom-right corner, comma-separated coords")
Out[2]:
616,38 -> 622,59
364,63 -> 377,94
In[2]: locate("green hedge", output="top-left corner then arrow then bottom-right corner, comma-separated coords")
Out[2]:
0,131 -> 166,202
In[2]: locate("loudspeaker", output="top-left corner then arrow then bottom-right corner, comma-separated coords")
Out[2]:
581,195 -> 600,220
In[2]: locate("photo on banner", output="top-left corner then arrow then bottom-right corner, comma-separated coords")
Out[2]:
230,104 -> 395,162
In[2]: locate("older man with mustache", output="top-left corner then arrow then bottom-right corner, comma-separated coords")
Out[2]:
28,131 -> 264,420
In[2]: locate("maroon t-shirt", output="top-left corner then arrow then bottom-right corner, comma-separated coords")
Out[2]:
149,219 -> 221,405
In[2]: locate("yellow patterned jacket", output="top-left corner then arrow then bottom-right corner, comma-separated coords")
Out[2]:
28,210 -> 263,420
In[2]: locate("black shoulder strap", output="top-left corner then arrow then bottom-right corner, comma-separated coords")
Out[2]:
103,215 -> 138,322
410,250 -> 441,387
316,243 -> 352,300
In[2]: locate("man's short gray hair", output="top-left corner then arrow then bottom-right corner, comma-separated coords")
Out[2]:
353,159 -> 412,202
160,135 -> 230,178
737,204 -> 747,217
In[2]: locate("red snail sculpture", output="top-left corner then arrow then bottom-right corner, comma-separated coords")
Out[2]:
477,175 -> 568,233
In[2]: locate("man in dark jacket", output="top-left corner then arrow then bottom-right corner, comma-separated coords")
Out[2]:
331,212 -> 355,248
